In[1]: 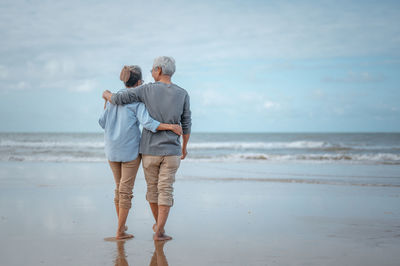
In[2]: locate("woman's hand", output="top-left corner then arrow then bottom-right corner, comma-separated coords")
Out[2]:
156,123 -> 183,136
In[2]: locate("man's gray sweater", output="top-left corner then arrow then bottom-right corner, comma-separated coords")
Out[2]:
110,81 -> 191,156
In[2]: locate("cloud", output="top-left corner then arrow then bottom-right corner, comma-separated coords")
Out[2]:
323,71 -> 385,83
43,58 -> 75,78
263,101 -> 280,110
1,0 -> 399,132
199,89 -> 228,106
191,84 -> 285,115
69,79 -> 97,92
333,107 -> 346,115
312,89 -> 325,99
0,0 -> 399,96
1,0 -> 399,70
0,65 -> 8,79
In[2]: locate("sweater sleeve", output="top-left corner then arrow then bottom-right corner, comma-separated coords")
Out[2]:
98,103 -> 109,129
132,103 -> 160,133
110,84 -> 146,105
181,93 -> 192,134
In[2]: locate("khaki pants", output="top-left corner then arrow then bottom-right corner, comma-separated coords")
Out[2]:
108,156 -> 141,210
142,155 -> 181,207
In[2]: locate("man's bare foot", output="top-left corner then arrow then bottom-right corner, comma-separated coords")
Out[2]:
153,232 -> 172,241
153,223 -> 165,234
116,232 -> 134,240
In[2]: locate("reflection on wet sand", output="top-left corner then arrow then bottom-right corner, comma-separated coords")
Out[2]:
149,240 -> 169,266
112,239 -> 169,266
114,240 -> 129,266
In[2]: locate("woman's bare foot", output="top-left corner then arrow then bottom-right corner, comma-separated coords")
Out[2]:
153,232 -> 172,241
116,232 -> 134,240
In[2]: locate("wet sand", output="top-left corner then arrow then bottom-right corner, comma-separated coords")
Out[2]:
0,161 -> 400,265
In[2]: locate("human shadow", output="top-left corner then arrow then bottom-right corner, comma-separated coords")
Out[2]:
149,240 -> 169,266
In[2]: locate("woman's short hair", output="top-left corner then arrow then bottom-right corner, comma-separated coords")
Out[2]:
121,65 -> 142,87
152,56 -> 176,77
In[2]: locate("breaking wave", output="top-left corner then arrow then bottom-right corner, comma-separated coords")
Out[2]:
186,152 -> 400,164
188,141 -> 399,151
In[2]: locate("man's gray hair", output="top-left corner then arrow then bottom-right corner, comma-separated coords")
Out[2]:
153,56 -> 176,77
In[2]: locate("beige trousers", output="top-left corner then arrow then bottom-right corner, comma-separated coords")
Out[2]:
142,155 -> 181,207
108,156 -> 141,210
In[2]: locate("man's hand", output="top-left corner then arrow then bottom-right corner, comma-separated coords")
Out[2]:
181,133 -> 190,160
170,124 -> 183,136
102,90 -> 112,102
181,147 -> 187,160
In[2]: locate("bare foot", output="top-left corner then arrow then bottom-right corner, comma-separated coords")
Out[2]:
153,232 -> 172,241
116,232 -> 134,240
153,223 -> 165,234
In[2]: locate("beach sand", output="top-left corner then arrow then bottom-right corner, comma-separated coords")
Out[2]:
0,161 -> 399,266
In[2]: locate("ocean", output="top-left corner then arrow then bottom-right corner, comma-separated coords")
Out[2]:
1,132 -> 400,165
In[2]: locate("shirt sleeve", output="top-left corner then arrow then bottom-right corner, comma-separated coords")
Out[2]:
98,103 -> 109,129
181,93 -> 192,134
133,103 -> 160,133
110,84 -> 145,105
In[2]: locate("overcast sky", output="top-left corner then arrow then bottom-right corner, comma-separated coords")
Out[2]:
1,0 -> 399,132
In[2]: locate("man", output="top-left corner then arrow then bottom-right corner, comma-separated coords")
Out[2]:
102,56 -> 191,241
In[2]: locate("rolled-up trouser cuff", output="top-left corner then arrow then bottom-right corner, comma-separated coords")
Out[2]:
109,157 -> 141,210
114,189 -> 134,209
143,155 -> 180,207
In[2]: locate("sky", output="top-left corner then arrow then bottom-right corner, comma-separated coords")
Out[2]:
0,0 -> 399,133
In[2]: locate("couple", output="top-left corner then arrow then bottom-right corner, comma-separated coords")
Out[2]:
100,56 -> 191,241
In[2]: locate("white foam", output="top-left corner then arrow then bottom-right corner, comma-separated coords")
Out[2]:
186,152 -> 400,164
0,140 -> 104,149
2,139 -> 399,151
188,141 -> 331,149
3,152 -> 400,164
6,155 -> 106,163
188,141 -> 400,151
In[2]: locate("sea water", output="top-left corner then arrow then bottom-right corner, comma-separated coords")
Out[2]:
1,132 -> 399,165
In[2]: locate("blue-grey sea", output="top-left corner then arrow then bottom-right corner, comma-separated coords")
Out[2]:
0,132 -> 399,165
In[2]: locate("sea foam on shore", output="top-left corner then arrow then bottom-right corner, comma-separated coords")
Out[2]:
1,132 -> 400,164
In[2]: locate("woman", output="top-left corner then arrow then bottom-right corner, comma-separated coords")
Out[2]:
99,65 -> 182,239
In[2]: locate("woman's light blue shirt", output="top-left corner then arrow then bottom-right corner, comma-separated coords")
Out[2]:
98,90 -> 160,162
